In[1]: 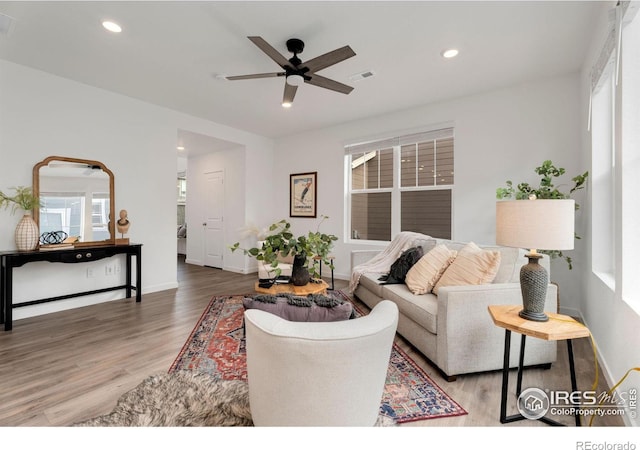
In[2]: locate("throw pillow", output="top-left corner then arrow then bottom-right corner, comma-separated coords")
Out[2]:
378,246 -> 424,284
405,244 -> 458,295
242,294 -> 354,322
432,242 -> 502,295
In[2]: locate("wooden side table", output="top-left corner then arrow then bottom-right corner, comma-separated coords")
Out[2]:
254,279 -> 329,296
488,304 -> 591,426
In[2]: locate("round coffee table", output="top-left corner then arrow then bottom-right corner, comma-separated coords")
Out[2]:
254,279 -> 329,296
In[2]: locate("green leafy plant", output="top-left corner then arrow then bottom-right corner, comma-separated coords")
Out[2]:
230,215 -> 338,279
496,160 -> 589,269
0,186 -> 40,214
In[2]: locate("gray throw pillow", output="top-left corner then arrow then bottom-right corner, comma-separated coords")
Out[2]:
243,295 -> 354,322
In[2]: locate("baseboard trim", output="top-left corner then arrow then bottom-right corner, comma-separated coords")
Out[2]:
143,281 -> 179,294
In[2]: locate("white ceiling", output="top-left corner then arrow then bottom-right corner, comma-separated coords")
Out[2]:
0,1 -> 605,141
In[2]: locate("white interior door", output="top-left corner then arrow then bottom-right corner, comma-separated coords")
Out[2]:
204,170 -> 224,268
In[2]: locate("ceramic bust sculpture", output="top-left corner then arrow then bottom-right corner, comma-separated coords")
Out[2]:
116,209 -> 130,236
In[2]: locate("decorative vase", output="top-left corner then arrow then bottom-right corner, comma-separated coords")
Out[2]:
15,212 -> 39,251
290,253 -> 310,286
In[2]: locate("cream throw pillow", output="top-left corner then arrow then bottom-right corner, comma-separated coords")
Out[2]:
432,242 -> 502,295
405,244 -> 458,295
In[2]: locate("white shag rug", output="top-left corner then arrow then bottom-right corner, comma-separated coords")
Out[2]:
74,371 -> 395,427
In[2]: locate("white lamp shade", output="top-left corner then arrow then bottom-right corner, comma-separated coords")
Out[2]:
496,199 -> 575,251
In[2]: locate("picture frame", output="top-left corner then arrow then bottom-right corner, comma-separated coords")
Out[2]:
290,172 -> 317,218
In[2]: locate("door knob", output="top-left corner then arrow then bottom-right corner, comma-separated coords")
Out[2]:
202,222 -> 207,226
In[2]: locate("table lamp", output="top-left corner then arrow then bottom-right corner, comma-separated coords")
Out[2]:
496,197 -> 575,322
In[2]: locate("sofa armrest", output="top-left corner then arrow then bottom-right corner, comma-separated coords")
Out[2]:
435,283 -> 558,375
350,250 -> 382,272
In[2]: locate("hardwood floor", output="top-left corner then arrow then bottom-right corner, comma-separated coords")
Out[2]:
0,256 -> 625,427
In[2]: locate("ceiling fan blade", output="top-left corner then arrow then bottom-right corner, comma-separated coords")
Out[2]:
306,74 -> 354,94
248,36 -> 291,69
303,46 -> 356,73
283,83 -> 298,104
226,72 -> 284,80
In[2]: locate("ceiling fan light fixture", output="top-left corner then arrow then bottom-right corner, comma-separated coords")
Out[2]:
282,101 -> 293,108
286,74 -> 304,87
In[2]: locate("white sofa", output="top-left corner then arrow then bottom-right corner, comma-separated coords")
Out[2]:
351,233 -> 557,381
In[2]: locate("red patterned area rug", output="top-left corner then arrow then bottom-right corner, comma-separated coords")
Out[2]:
169,291 -> 467,424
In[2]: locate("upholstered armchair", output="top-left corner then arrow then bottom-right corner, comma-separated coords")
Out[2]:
244,300 -> 399,426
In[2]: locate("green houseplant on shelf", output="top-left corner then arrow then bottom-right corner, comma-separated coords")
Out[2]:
0,186 -> 41,251
230,215 -> 338,285
496,160 -> 588,269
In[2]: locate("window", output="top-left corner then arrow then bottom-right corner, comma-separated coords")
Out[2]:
621,7 -> 640,305
91,194 -> 110,241
591,58 -> 615,283
345,127 -> 454,242
589,0 -> 640,308
40,193 -> 85,239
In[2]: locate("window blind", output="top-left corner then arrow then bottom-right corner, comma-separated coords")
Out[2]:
590,1 -> 639,93
344,127 -> 454,155
588,1 -> 639,130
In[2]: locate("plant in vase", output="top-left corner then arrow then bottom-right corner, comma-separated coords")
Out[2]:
230,215 -> 338,286
496,160 -> 588,269
0,186 -> 41,251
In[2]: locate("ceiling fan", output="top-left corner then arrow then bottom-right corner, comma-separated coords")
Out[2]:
227,36 -> 356,107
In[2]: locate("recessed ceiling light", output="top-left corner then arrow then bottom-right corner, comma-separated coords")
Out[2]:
177,146 -> 185,151
441,49 -> 459,59
102,21 -> 122,33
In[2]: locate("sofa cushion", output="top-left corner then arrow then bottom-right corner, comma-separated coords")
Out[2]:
405,244 -> 458,295
432,238 -> 522,284
381,284 -> 438,334
492,246 -> 524,283
358,272 -> 388,297
433,242 -> 501,295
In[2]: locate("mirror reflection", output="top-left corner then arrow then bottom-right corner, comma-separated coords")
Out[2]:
33,157 -> 115,245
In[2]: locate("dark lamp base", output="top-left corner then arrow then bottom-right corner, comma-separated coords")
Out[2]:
519,253 -> 550,323
519,309 -> 549,322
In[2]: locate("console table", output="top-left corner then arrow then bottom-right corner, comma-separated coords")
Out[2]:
1,243 -> 142,331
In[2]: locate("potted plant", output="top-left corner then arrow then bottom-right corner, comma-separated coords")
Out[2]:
496,160 -> 588,269
0,186 -> 41,251
230,215 -> 338,285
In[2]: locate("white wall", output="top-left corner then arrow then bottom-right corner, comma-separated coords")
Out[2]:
578,2 -> 639,427
0,60 -> 272,320
273,73 -> 586,311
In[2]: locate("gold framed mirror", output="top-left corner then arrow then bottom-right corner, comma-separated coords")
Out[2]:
33,156 -> 115,247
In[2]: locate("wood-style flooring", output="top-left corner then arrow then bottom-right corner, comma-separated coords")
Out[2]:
0,256 -> 625,427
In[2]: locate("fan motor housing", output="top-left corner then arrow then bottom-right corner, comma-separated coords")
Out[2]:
286,38 -> 304,55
